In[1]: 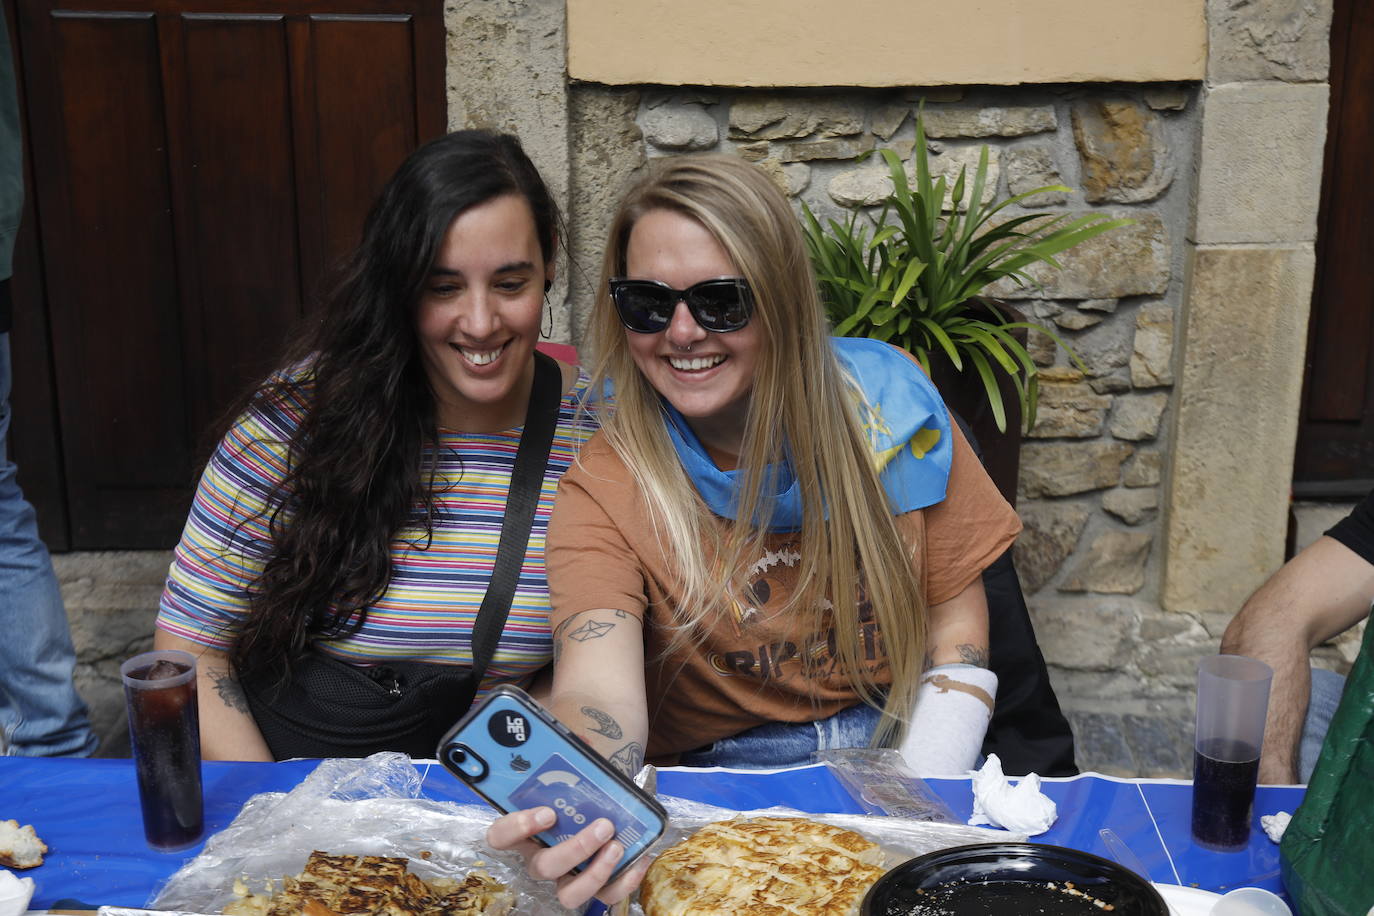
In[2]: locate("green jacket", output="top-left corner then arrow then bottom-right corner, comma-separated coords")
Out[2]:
1,4 -> 22,284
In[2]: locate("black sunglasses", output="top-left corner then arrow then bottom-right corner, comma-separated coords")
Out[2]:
608,277 -> 755,334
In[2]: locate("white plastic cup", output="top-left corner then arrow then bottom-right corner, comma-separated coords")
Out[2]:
0,871 -> 35,916
1209,887 -> 1292,916
1191,654 -> 1272,852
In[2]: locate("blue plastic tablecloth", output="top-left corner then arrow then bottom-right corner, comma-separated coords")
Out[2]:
0,756 -> 1303,908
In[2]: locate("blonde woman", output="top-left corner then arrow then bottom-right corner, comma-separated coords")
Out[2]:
488,155 -> 1021,908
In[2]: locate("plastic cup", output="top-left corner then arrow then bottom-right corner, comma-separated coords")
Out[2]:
1191,654 -> 1272,852
121,649 -> 204,851
0,870 -> 36,916
1210,887 -> 1292,916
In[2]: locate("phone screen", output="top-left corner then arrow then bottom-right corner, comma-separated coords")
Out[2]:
437,686 -> 667,878
508,752 -> 655,848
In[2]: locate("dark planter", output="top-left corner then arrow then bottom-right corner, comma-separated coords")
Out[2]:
924,298 -> 1027,507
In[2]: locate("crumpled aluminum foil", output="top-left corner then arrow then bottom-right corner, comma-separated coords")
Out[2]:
139,753 -> 1018,916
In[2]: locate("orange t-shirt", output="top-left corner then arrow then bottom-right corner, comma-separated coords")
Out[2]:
546,417 -> 1021,761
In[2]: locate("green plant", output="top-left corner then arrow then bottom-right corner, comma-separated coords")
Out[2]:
802,115 -> 1131,433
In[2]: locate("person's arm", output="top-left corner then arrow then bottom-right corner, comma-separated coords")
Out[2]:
154,392 -> 299,761
897,577 -> 997,775
926,575 -> 992,669
485,605 -> 650,908
547,608 -> 650,776
152,630 -> 272,761
1221,535 -> 1374,783
894,408 -> 1017,776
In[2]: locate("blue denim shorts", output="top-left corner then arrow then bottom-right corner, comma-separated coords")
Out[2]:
677,702 -> 883,769
1298,666 -> 1347,783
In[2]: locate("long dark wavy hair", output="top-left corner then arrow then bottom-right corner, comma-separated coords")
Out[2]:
227,130 -> 559,681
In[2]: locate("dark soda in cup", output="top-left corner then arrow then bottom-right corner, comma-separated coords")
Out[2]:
1191,737 -> 1261,851
121,650 -> 203,851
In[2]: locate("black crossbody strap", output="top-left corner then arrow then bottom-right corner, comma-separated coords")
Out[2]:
466,350 -> 564,680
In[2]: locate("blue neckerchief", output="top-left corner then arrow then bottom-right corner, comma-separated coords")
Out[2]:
663,336 -> 952,530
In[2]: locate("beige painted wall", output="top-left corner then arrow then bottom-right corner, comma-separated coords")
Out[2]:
568,0 -> 1205,87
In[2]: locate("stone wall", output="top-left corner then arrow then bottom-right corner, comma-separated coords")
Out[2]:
1161,1 -> 1331,615
552,0 -> 1342,777
562,83 -> 1200,774
56,551 -> 167,756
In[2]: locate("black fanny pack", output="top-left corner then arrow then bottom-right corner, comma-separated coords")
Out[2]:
241,352 -> 563,760
243,654 -> 480,759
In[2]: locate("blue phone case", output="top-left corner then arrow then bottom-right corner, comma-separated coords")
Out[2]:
437,685 -> 667,879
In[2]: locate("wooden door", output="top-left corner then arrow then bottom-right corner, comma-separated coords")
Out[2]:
5,0 -> 68,547
10,0 -> 444,548
1294,0 -> 1374,498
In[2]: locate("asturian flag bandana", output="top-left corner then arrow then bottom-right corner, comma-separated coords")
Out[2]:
663,336 -> 952,531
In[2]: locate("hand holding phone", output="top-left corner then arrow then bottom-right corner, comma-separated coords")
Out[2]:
437,685 -> 667,882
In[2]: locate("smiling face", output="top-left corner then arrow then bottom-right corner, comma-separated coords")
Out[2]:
623,208 -> 762,457
415,193 -> 553,432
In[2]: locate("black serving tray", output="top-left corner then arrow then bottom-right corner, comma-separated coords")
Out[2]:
861,842 -> 1170,916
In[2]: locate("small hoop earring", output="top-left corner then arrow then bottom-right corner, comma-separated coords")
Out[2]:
541,296 -> 554,339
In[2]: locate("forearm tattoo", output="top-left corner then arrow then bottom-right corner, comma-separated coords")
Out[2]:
209,668 -> 249,713
957,643 -> 990,668
581,706 -> 624,740
609,741 -> 644,778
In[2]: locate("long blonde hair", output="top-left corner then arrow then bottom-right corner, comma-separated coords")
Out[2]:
586,155 -> 928,745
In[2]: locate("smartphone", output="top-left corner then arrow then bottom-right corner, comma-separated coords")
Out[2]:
437,685 -> 668,880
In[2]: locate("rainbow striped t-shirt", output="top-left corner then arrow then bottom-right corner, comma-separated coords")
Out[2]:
156,370 -> 599,698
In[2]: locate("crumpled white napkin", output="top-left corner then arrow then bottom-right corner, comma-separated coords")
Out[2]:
967,753 -> 1058,835
1261,811 -> 1291,843
0,869 -> 35,916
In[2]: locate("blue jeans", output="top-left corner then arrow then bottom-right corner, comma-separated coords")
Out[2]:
677,702 -> 883,769
1297,666 -> 1346,783
0,333 -> 96,756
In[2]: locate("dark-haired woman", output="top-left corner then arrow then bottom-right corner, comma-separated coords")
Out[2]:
152,130 -> 597,761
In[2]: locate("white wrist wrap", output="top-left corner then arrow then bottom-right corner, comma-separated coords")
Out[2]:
897,663 -> 998,777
